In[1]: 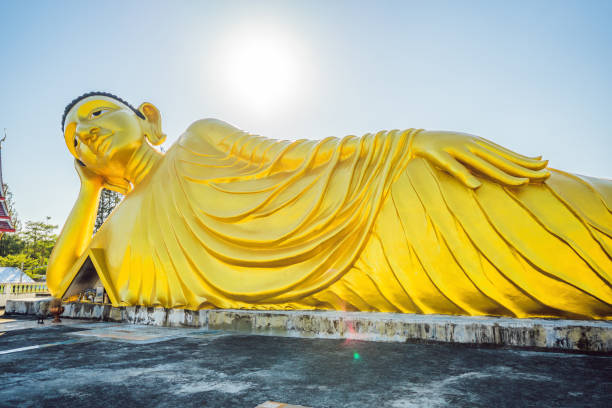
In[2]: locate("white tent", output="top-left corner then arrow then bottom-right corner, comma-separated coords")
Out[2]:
0,267 -> 34,283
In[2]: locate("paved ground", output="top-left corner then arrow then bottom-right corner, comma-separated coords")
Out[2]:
0,317 -> 610,408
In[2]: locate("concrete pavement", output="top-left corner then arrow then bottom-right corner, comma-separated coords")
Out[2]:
0,316 -> 610,407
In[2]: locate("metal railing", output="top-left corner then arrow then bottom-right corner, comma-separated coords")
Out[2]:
0,282 -> 48,294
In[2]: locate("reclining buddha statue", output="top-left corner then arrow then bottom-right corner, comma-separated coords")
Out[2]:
47,92 -> 612,320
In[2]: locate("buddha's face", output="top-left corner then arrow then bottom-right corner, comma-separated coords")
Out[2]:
63,96 -> 146,186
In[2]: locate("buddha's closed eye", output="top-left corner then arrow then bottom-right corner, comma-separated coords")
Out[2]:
89,108 -> 113,120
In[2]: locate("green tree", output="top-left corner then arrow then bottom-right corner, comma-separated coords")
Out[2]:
95,188 -> 122,232
0,231 -> 25,257
22,217 -> 57,269
0,253 -> 37,271
0,183 -> 58,280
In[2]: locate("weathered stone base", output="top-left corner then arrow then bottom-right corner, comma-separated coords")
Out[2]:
6,297 -> 611,354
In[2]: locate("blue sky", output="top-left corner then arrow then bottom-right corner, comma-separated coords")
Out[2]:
0,0 -> 611,228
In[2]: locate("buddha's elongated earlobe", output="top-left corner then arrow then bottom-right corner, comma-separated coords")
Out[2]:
138,102 -> 166,145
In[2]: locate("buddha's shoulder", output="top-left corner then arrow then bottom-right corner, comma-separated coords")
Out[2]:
177,118 -> 252,153
183,118 -> 242,143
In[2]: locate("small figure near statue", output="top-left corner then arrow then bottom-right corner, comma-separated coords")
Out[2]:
47,92 -> 611,320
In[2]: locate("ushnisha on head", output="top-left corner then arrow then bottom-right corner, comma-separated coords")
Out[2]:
62,92 -> 166,193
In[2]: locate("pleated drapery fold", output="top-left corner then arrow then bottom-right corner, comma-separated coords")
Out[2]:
87,119 -> 612,319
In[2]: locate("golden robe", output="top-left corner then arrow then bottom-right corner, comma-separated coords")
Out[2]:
56,119 -> 612,319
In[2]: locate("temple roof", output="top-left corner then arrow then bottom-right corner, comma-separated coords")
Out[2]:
0,145 -> 15,233
0,267 -> 34,283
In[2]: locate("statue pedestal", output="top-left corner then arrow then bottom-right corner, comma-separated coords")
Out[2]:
5,298 -> 611,354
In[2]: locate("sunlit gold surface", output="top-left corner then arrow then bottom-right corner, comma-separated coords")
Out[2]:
48,95 -> 612,319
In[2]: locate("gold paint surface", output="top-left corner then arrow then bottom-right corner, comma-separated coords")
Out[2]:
48,95 -> 612,319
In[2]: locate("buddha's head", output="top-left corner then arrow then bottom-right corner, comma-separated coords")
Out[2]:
62,92 -> 166,192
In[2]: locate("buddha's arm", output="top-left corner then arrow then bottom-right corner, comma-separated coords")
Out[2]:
187,120 -> 550,188
46,161 -> 102,294
411,130 -> 550,188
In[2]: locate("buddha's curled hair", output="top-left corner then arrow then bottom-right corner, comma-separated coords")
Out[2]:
61,91 -> 145,132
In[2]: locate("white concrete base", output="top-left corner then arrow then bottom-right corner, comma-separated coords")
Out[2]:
5,298 -> 611,353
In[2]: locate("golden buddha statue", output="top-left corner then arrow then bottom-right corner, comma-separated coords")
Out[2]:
47,92 -> 612,320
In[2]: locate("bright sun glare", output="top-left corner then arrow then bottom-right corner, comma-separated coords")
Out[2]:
214,24 -> 307,116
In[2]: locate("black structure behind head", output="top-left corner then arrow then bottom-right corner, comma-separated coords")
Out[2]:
61,91 -> 145,132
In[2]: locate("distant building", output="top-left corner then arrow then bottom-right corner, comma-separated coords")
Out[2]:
0,267 -> 34,283
0,137 -> 15,236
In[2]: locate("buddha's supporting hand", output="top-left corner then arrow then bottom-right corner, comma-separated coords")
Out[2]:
411,130 -> 550,189
76,158 -> 131,194
75,159 -> 104,191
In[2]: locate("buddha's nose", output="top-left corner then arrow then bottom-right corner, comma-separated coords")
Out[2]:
76,124 -> 100,141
